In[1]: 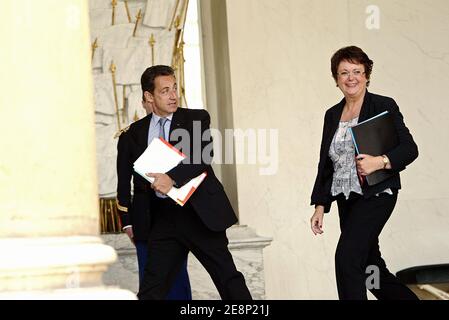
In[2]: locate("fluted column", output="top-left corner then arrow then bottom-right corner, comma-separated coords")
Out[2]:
0,0 -> 134,299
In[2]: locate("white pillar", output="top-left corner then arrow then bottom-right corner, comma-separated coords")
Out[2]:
0,0 -> 134,299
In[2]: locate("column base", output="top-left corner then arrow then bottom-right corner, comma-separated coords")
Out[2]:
0,236 -> 135,299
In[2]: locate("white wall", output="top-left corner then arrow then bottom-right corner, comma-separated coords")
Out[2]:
223,0 -> 449,299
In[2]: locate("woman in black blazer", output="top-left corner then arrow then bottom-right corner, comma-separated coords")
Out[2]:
310,46 -> 419,300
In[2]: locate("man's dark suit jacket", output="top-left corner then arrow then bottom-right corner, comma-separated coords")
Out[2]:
117,107 -> 237,239
116,125 -> 153,241
311,91 -> 419,213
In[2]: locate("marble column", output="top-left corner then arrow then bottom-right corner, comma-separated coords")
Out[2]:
0,0 -> 134,299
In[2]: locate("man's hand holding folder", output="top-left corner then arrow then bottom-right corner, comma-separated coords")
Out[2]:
133,137 -> 207,206
147,172 -> 176,194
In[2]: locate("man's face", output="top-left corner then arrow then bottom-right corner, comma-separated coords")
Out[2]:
146,75 -> 178,117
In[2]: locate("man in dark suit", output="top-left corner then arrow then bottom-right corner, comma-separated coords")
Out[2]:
134,65 -> 251,300
116,94 -> 192,300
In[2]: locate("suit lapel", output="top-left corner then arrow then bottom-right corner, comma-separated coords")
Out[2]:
357,90 -> 372,123
331,97 -> 345,127
322,91 -> 371,158
169,108 -> 186,145
325,98 -> 345,151
136,114 -> 152,154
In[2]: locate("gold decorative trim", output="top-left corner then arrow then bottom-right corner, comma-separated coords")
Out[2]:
91,38 -> 98,61
114,125 -> 130,139
116,202 -> 128,212
132,9 -> 142,37
168,0 -> 181,31
99,198 -> 122,233
111,0 -> 117,26
124,0 -> 132,23
109,61 -> 121,131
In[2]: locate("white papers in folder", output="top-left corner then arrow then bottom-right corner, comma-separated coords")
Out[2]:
133,137 -> 185,184
133,137 -> 207,206
167,172 -> 207,206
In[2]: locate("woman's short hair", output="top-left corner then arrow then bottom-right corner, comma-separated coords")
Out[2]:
331,46 -> 374,86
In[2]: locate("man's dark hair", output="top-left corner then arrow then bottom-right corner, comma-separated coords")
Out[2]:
141,65 -> 175,95
331,46 -> 374,86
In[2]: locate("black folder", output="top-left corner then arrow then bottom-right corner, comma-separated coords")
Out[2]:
349,111 -> 398,186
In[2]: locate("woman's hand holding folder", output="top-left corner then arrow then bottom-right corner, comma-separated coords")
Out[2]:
355,154 -> 391,183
